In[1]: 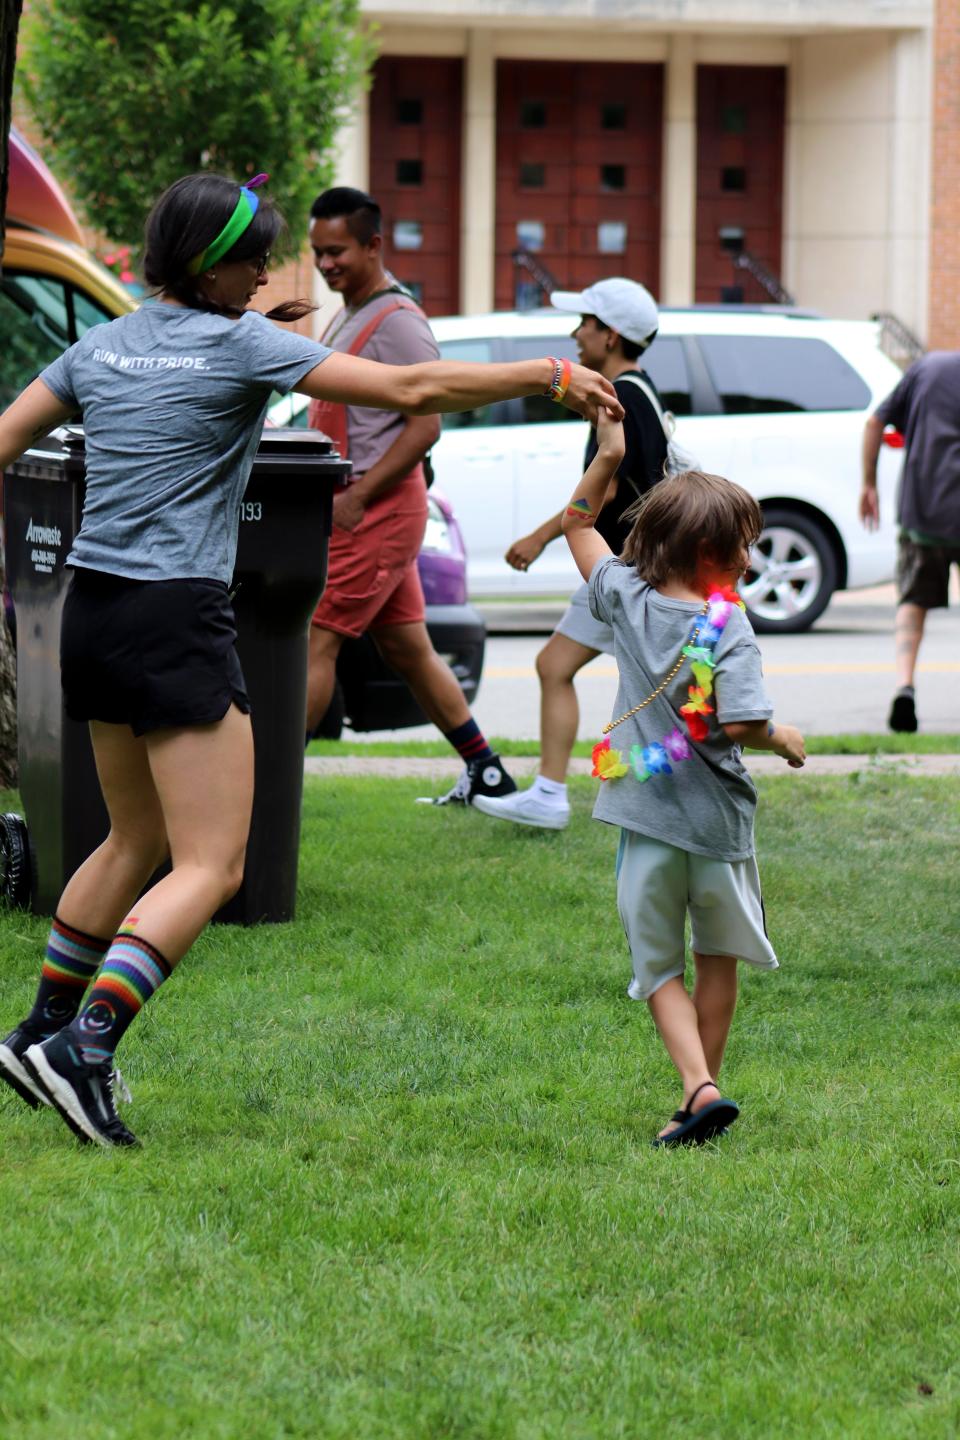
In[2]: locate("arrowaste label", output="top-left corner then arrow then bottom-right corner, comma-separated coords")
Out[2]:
25,516 -> 63,575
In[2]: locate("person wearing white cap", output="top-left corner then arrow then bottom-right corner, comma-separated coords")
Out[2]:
473,277 -> 668,831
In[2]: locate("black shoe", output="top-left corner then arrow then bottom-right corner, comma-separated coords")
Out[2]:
22,1030 -> 138,1147
416,753 -> 518,807
0,1021 -> 53,1109
888,689 -> 918,733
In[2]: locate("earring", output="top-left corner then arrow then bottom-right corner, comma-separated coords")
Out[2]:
206,271 -> 217,281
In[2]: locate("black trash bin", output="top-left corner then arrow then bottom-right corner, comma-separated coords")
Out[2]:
2,425 -> 348,923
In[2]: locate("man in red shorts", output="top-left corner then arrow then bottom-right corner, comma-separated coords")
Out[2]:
305,186 -> 516,805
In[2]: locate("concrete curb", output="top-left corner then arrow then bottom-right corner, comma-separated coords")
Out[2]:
304,753 -> 960,780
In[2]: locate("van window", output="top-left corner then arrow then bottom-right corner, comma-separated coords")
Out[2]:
640,337 -> 692,416
698,335 -> 871,413
437,338 -> 506,428
0,275 -> 70,406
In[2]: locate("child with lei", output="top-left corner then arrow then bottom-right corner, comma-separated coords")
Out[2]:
561,412 -> 806,1147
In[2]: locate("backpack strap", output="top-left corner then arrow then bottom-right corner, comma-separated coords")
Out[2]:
617,371 -> 676,441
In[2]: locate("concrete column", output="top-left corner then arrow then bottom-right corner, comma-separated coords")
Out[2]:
886,27 -> 931,343
313,92 -> 371,327
460,29 -> 496,314
660,36 -> 696,306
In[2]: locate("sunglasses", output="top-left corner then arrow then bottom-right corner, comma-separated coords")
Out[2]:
254,252 -> 270,277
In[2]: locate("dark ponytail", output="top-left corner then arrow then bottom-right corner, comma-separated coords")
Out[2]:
143,173 -> 316,323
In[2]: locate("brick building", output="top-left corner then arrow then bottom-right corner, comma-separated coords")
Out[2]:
321,0 -> 938,344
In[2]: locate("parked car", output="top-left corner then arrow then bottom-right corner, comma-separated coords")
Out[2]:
0,131 -> 484,736
276,306 -> 906,633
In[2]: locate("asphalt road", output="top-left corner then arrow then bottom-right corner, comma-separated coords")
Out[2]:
355,581 -> 960,742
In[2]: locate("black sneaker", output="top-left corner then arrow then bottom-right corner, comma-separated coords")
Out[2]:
0,1021 -> 53,1109
416,753 -> 518,807
22,1030 -> 138,1147
888,689 -> 918,733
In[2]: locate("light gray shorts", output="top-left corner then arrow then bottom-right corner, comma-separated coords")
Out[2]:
554,581 -> 615,655
615,829 -> 778,1000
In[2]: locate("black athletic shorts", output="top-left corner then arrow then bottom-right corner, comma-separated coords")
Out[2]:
61,568 -> 251,736
896,534 -> 960,610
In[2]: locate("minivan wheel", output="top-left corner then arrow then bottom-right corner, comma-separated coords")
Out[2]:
0,813 -> 31,909
741,508 -> 838,634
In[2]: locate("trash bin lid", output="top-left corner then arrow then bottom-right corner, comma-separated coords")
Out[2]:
256,429 -> 341,457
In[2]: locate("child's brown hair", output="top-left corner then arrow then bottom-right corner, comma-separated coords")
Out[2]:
619,470 -> 762,585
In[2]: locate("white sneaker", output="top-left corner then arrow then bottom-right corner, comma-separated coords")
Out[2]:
472,787 -> 570,830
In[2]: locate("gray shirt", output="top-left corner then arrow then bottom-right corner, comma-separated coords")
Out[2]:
320,282 -> 438,475
875,351 -> 960,542
588,558 -> 773,861
40,304 -> 331,583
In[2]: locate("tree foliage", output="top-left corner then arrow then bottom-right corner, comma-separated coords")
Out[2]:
20,0 -> 373,256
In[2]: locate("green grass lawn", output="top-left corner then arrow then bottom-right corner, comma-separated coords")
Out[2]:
307,732 -> 960,759
1,774 -> 959,1438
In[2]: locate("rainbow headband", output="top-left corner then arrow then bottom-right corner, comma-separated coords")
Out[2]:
187,173 -> 269,276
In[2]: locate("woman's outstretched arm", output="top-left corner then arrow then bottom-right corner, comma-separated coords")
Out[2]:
295,352 -> 623,426
0,379 -> 76,471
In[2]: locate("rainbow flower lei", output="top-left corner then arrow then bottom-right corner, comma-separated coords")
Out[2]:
592,585 -> 745,784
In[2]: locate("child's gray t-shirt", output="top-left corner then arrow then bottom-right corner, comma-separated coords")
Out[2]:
39,305 -> 331,584
588,557 -> 773,861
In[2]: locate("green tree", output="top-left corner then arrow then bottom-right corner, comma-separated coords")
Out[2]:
19,0 -> 373,256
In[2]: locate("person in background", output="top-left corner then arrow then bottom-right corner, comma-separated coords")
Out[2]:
861,350 -> 960,732
473,279 -> 667,831
305,187 -> 515,807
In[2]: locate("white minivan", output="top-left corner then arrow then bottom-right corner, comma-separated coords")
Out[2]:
270,306 -> 908,633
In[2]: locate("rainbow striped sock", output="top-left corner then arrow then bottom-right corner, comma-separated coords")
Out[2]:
73,930 -> 172,1065
26,916 -> 110,1037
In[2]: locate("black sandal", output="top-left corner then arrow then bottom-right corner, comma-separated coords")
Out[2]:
651,1080 -> 740,1148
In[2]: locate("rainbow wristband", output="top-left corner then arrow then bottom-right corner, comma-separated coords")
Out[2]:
543,356 -> 572,403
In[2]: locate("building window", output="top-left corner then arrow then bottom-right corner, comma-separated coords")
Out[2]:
396,98 -> 423,126
395,159 -> 423,186
520,163 -> 546,188
722,166 -> 747,192
598,221 -> 627,255
393,220 -> 423,252
721,104 -> 746,134
601,103 -> 627,130
600,164 -> 626,192
516,219 -> 545,252
520,100 -> 547,128
400,279 -> 424,304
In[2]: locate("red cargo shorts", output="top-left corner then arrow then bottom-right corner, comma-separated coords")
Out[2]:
311,466 -> 428,638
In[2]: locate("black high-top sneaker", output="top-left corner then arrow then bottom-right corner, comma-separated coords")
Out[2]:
416,753 -> 518,807
23,1030 -> 138,1147
0,1021 -> 54,1109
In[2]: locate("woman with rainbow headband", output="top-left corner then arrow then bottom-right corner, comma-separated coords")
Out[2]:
562,409 -> 806,1147
0,172 -> 620,1148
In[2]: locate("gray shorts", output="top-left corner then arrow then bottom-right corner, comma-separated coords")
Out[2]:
896,534 -> 960,609
615,829 -> 778,1000
554,582 -> 615,654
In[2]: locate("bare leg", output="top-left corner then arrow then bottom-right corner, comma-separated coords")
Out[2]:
691,952 -> 739,1080
122,706 -> 255,963
647,976 -> 721,1137
373,622 -> 472,732
306,624 -> 345,734
55,721 -> 169,939
536,633 -> 599,782
894,603 -> 926,689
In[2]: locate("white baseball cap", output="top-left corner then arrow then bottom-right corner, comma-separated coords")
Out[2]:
550,277 -> 659,344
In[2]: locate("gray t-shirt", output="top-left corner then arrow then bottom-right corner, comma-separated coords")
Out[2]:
40,305 -> 331,583
875,351 -> 960,542
588,558 -> 773,861
320,282 -> 439,475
